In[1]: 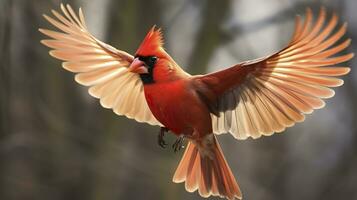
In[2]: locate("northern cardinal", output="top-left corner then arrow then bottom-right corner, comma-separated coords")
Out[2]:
40,4 -> 353,200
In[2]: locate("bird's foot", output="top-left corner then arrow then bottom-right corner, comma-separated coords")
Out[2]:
172,136 -> 185,152
158,127 -> 169,148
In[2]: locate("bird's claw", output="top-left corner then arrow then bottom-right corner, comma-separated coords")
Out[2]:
159,139 -> 167,148
172,136 -> 185,152
158,127 -> 169,148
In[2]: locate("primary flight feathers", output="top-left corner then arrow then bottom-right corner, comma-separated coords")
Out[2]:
207,7 -> 353,139
39,4 -> 162,126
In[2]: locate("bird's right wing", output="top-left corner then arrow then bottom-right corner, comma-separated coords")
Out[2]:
194,8 -> 353,139
40,4 -> 163,126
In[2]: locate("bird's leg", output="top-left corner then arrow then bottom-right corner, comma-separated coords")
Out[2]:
158,127 -> 169,148
172,136 -> 185,152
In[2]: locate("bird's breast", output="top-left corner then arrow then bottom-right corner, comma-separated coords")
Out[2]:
143,80 -> 210,136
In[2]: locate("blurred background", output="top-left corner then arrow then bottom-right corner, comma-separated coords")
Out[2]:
1,0 -> 356,199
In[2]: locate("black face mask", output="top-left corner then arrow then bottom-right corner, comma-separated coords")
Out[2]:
136,55 -> 157,84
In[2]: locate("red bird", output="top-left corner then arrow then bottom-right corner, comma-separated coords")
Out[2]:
40,4 -> 353,200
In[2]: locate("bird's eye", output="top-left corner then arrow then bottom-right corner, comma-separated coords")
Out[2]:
149,56 -> 157,63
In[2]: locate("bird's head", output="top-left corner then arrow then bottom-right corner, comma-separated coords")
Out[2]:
129,26 -> 181,84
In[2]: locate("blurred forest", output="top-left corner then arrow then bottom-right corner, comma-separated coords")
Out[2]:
1,0 -> 357,200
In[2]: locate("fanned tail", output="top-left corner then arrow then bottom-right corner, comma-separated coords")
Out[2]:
173,135 -> 242,200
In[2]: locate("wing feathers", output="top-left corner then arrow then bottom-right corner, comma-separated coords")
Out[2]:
40,4 -> 162,126
63,60 -> 122,73
289,15 -> 302,44
208,7 -> 352,139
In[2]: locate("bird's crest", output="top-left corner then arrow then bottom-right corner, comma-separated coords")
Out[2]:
136,26 -> 164,56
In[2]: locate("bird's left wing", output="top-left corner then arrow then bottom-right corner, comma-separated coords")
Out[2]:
193,8 -> 353,139
40,4 -> 162,126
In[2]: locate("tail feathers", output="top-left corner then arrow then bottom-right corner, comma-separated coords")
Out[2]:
173,136 -> 241,200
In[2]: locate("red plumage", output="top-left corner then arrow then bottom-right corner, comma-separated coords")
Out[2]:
134,27 -> 242,199
136,26 -> 164,57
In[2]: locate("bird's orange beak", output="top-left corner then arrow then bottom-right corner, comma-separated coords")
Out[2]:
128,58 -> 148,74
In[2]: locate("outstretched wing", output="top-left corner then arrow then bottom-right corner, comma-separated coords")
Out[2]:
195,8 -> 353,139
40,4 -> 162,126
